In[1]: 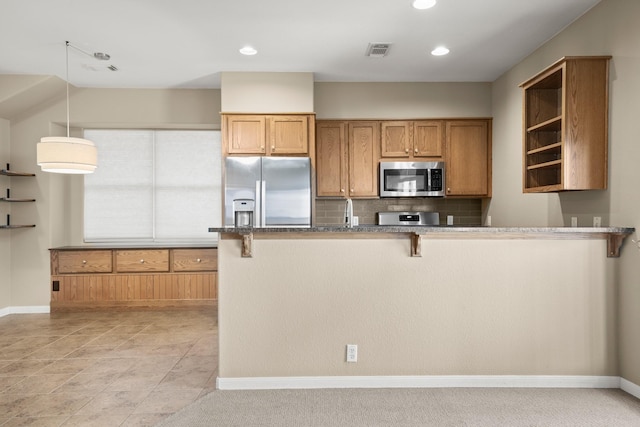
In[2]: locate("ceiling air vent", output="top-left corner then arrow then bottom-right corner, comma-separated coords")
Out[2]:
366,43 -> 392,58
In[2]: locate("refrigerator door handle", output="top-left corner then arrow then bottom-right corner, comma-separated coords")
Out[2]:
260,180 -> 267,227
254,180 -> 261,227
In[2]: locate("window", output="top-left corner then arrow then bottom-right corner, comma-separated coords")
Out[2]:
84,129 -> 221,242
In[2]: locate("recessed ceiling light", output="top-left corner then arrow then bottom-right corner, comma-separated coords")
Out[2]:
431,46 -> 450,56
239,46 -> 257,56
412,0 -> 436,10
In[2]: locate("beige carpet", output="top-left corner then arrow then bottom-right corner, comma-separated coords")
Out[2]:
156,387 -> 640,426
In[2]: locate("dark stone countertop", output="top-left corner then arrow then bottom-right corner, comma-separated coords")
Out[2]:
209,226 -> 635,235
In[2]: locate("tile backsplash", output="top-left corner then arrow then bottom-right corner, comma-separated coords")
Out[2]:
315,198 -> 482,226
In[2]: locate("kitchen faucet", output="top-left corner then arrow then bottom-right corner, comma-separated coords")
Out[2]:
345,198 -> 354,228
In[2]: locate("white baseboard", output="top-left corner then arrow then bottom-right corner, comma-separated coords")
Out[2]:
621,378 -> 640,399
217,375 -> 621,391
0,306 -> 50,317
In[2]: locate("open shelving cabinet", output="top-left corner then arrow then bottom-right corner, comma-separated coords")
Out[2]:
0,163 -> 36,229
520,56 -> 610,193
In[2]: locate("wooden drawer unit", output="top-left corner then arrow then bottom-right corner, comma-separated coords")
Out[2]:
56,250 -> 112,274
50,246 -> 217,311
116,249 -> 169,272
173,248 -> 218,272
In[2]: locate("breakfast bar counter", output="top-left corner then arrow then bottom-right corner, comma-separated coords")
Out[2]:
208,226 -> 634,258
214,224 -> 636,389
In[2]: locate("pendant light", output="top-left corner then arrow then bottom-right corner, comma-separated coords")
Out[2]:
37,41 -> 97,174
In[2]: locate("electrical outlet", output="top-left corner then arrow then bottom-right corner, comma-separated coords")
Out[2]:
593,217 -> 602,227
352,216 -> 359,226
571,217 -> 578,227
52,281 -> 60,292
447,215 -> 454,226
346,344 -> 358,362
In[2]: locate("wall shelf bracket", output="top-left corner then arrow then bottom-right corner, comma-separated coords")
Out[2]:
241,232 -> 254,258
607,233 -> 626,258
411,233 -> 422,257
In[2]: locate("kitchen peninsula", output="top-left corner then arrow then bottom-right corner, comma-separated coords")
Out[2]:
210,225 -> 634,390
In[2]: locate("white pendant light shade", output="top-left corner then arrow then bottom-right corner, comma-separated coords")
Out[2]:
37,136 -> 97,174
37,41 -> 100,174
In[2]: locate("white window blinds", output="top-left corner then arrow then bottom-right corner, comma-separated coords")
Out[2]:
84,129 -> 221,242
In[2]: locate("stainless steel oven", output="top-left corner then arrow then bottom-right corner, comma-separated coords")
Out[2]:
379,161 -> 445,197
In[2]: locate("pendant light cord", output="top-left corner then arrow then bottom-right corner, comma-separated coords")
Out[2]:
65,41 -> 70,138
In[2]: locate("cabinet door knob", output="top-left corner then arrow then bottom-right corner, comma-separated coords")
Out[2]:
340,189 -> 345,193
405,148 -> 409,153
350,189 -> 354,193
82,260 -> 87,264
414,148 -> 418,154
271,146 -> 275,151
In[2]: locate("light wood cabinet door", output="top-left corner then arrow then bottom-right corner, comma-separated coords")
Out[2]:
56,250 -> 112,274
413,120 -> 444,158
348,122 -> 380,198
116,249 -> 170,272
445,120 -> 491,197
380,121 -> 411,157
173,248 -> 218,272
226,115 -> 267,154
269,115 -> 309,155
316,122 -> 348,197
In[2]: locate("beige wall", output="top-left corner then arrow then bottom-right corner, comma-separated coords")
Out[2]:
0,119 -> 10,309
489,0 -> 640,384
221,72 -> 314,113
219,236 -> 616,377
314,82 -> 492,119
3,87 -> 221,307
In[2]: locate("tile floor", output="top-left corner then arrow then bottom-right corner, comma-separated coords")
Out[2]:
0,308 -> 217,426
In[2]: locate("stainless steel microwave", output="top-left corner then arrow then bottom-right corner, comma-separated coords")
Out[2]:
379,161 -> 445,197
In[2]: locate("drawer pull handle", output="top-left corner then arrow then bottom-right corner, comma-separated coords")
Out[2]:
82,260 -> 87,264
196,258 -> 202,263
140,259 -> 145,264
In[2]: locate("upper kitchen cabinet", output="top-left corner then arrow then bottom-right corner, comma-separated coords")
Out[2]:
225,115 -> 266,154
380,120 -> 443,159
269,115 -> 310,155
223,113 -> 314,156
316,121 -> 348,197
520,56 -> 610,192
316,121 -> 379,198
348,122 -> 380,198
445,119 -> 492,197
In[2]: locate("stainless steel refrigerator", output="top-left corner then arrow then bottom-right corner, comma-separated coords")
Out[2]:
224,156 -> 311,228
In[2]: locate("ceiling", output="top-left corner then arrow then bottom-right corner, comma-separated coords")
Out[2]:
0,0 -> 601,89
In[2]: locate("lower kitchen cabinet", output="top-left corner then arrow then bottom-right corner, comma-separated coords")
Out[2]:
49,247 -> 217,311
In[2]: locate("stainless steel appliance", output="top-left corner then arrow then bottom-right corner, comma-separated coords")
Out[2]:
224,156 -> 311,228
377,211 -> 440,226
379,161 -> 445,197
